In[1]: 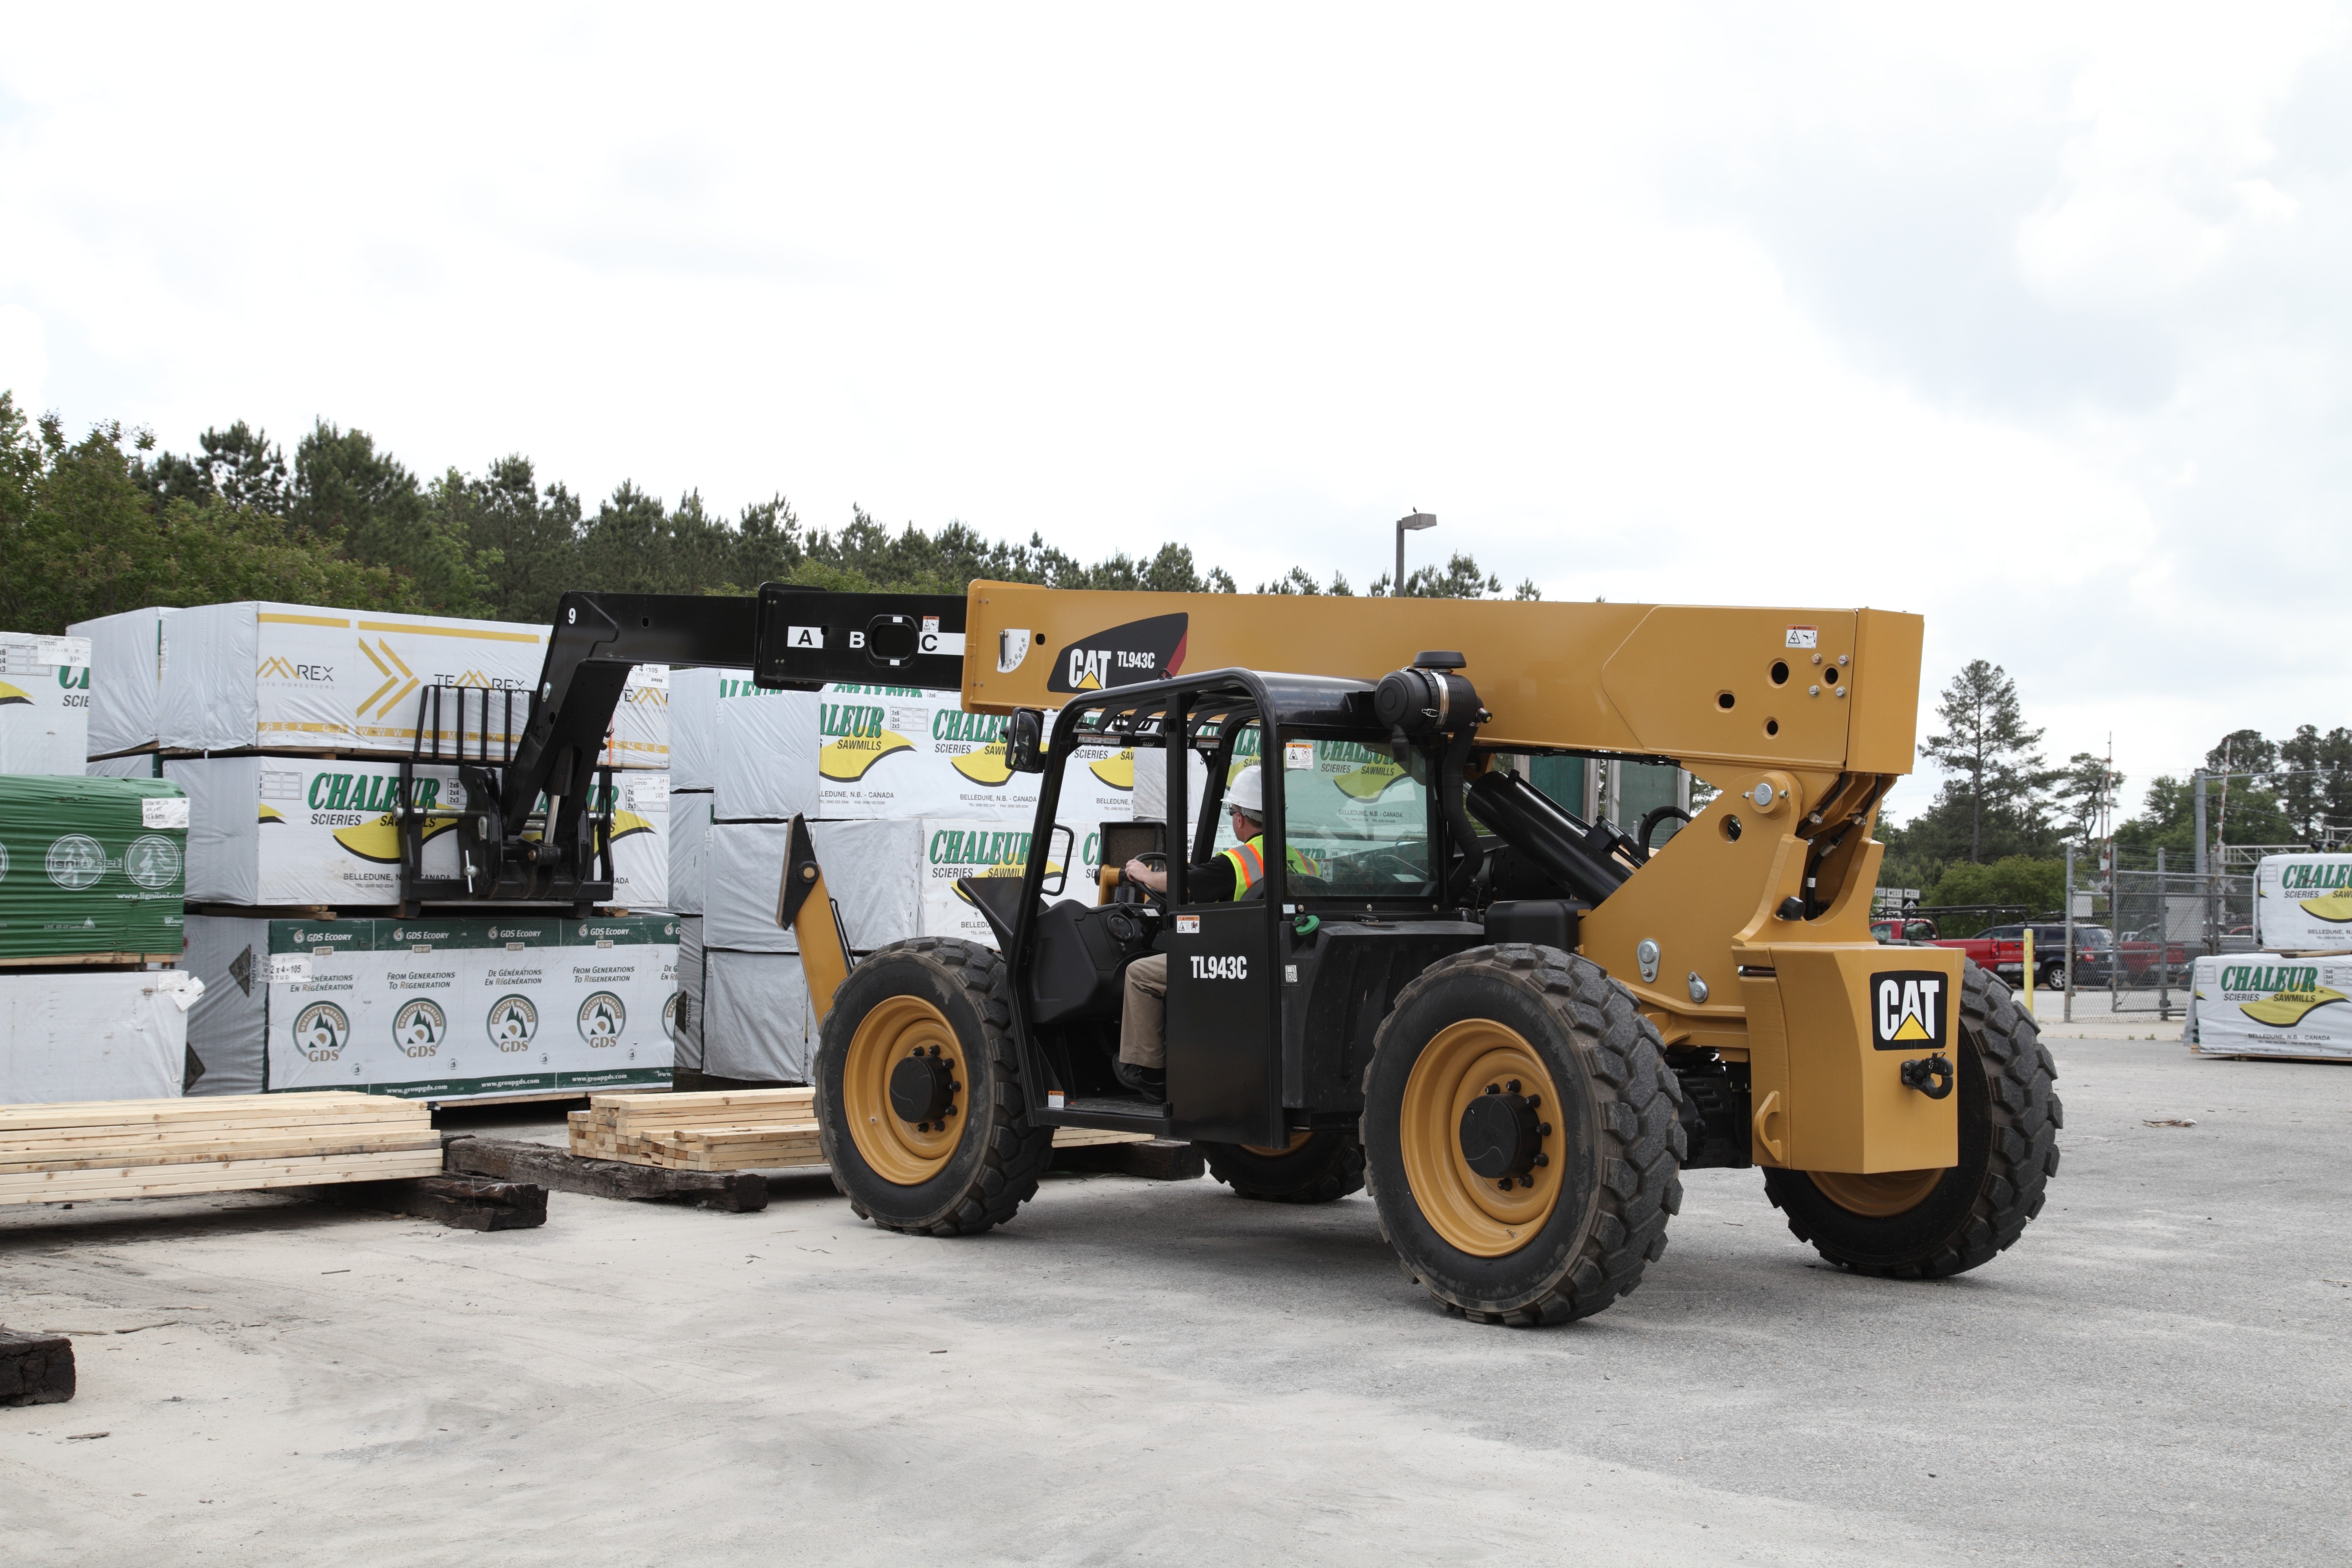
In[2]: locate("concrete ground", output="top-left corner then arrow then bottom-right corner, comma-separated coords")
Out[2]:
3,1037 -> 2345,1567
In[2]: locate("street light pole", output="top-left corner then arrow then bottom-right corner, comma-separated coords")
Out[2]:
1394,511 -> 1436,597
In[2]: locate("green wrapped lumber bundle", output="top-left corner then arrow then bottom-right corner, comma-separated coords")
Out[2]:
0,776 -> 187,963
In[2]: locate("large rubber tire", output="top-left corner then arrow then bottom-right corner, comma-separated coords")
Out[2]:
815,937 -> 1053,1236
1196,1131 -> 1366,1203
1763,959 -> 2061,1277
1361,945 -> 1684,1326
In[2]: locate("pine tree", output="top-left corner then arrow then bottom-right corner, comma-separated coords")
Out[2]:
1917,660 -> 2057,863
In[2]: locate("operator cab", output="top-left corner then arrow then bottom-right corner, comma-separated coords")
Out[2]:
959,668 -> 1498,1145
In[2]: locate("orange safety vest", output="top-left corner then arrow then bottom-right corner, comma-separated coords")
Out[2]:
1219,838 -> 1266,898
1217,835 -> 1313,900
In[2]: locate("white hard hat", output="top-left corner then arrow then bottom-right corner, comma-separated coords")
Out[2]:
1227,764 -> 1264,815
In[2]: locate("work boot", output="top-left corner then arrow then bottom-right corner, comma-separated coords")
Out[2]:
1114,1060 -> 1166,1099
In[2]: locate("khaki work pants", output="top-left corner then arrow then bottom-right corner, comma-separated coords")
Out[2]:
1119,952 -> 1169,1068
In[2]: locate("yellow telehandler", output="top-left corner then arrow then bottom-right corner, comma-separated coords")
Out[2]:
423,583 -> 2058,1324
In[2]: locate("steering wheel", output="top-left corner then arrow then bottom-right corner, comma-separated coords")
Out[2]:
1124,851 -> 1168,907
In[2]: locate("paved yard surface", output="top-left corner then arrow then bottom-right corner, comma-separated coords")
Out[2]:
3,1037 -> 2344,1567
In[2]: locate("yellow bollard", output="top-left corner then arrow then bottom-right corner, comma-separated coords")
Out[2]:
2023,927 -> 2036,1014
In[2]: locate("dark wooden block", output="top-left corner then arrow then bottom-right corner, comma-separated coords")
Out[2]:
0,1327 -> 75,1407
1052,1138 -> 1205,1181
314,1176 -> 549,1231
441,1135 -> 769,1212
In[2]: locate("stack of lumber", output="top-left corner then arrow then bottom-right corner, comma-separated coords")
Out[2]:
571,1088 -> 820,1171
568,1087 -> 1151,1173
0,1093 -> 441,1206
1050,1127 -> 1155,1150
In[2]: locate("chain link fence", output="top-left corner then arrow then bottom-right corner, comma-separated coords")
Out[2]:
2077,848 -> 2255,1020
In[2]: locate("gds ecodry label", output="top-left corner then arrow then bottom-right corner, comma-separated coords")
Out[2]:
264,915 -> 676,1098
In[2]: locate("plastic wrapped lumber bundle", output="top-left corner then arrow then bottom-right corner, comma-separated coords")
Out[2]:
168,758 -> 668,910
2187,954 -> 2352,1060
0,775 -> 187,962
0,1091 -> 439,1205
0,632 -> 92,775
0,970 -> 201,1103
67,606 -> 173,760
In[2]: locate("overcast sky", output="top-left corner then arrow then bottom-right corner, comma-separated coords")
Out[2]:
2,4 -> 2343,821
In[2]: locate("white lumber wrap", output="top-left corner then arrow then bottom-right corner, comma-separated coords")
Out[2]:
702,948 -> 814,1083
147,599 -> 666,768
2254,854 -> 2352,952
0,968 -> 200,1104
0,632 -> 92,776
2186,953 -> 2352,1059
67,606 -> 173,758
168,757 -> 668,909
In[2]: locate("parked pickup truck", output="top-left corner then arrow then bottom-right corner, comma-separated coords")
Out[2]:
1926,923 -> 2118,991
1871,916 -> 1940,944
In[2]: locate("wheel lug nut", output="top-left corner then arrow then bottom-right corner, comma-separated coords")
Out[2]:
1506,1080 -> 1520,1093
1538,1122 -> 1552,1137
1485,1083 -> 1500,1095
1496,1179 -> 1511,1191
1534,1153 -> 1549,1167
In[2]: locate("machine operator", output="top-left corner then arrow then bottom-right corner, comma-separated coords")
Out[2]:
1112,765 -> 1309,1098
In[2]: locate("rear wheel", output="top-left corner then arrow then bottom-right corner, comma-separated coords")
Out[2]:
815,938 -> 1052,1236
1197,1130 -> 1365,1203
1362,945 -> 1683,1326
1764,960 -> 2061,1277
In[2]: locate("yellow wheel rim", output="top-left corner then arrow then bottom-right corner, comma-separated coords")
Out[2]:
1241,1131 -> 1312,1158
842,995 -> 967,1186
1811,1168 -> 1944,1217
1397,1019 -> 1565,1258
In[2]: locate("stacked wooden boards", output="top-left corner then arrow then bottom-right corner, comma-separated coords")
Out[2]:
0,1092 -> 441,1205
569,1088 -> 1150,1173
570,1089 -> 820,1171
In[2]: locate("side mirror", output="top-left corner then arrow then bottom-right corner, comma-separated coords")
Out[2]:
1042,822 -> 1075,896
1005,708 -> 1048,774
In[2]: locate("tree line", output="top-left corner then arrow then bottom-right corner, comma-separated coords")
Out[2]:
0,395 -> 1537,635
1883,657 -> 2350,922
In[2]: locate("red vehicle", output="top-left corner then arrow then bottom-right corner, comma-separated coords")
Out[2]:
1926,923 -> 2122,991
1871,916 -> 1940,944
2111,928 -> 2193,985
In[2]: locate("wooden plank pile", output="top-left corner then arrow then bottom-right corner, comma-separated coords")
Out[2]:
568,1088 -> 1154,1174
0,1093 -> 441,1207
570,1088 -> 820,1171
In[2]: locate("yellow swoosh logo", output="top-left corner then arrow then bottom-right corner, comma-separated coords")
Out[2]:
1336,759 -> 1408,800
0,681 -> 31,707
952,744 -> 1015,786
2239,988 -> 2348,1027
820,731 -> 916,781
2296,890 -> 2352,923
333,813 -> 456,864
1088,748 -> 1136,791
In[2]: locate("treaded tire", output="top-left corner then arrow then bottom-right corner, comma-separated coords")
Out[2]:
1361,944 -> 1684,1326
1763,959 -> 2061,1277
815,937 -> 1052,1236
1196,1132 -> 1365,1203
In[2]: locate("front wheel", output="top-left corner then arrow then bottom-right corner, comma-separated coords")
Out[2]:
1361,945 -> 1683,1326
815,937 -> 1052,1236
1763,960 -> 2061,1277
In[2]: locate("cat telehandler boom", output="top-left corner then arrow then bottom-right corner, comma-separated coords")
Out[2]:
418,582 -> 2059,1325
